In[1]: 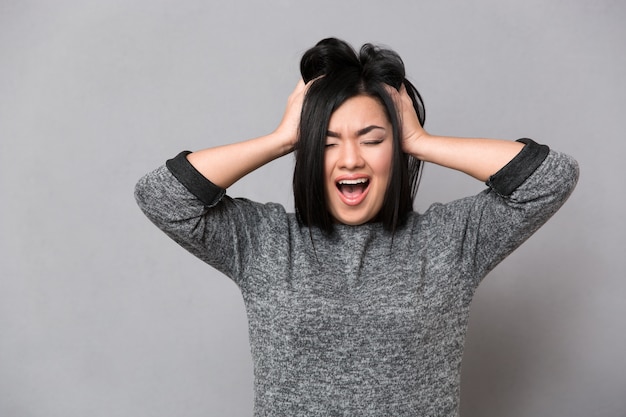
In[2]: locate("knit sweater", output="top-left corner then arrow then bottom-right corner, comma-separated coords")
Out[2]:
135,139 -> 578,417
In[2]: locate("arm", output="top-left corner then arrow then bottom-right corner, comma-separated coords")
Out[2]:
392,85 -> 525,182
186,79 -> 308,188
406,135 -> 524,183
135,80 -> 309,281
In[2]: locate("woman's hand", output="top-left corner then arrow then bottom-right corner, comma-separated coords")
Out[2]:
274,79 -> 309,152
388,84 -> 429,157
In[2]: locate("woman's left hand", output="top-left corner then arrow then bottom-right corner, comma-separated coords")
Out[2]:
388,84 -> 429,157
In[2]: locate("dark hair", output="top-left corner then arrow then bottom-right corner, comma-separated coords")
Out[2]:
293,37 -> 425,233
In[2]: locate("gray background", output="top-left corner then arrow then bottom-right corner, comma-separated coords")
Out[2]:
1,0 -> 624,416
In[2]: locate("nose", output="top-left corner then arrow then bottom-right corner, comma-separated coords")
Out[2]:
337,140 -> 365,170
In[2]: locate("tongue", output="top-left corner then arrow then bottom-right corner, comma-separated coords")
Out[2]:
340,183 -> 367,198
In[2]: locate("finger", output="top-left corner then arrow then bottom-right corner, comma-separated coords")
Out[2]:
307,74 -> 325,85
293,78 -> 306,94
383,83 -> 398,96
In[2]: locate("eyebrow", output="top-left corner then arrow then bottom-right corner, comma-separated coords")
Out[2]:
326,125 -> 386,138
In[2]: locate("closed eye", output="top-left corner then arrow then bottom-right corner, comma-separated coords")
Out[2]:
361,138 -> 385,145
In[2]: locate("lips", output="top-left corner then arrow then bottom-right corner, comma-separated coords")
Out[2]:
335,176 -> 370,206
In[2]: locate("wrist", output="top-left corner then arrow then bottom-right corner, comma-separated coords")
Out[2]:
403,132 -> 432,161
268,129 -> 297,157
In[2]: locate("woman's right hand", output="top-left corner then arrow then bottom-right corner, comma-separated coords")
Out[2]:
274,79 -> 309,152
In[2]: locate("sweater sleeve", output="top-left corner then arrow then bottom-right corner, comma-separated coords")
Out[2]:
458,139 -> 579,283
134,152 -> 289,285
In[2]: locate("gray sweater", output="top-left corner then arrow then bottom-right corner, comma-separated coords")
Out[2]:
135,139 -> 578,416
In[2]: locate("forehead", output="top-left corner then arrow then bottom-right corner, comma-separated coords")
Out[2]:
328,95 -> 390,129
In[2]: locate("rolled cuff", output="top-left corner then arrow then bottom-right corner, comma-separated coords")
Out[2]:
165,151 -> 226,207
486,138 -> 550,196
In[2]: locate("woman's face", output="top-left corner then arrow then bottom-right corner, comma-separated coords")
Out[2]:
324,94 -> 394,226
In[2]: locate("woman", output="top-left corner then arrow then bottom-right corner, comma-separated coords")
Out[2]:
135,38 -> 578,416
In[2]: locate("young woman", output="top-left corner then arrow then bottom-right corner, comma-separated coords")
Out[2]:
135,38 -> 578,417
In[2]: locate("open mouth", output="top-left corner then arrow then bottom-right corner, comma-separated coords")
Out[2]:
336,177 -> 370,202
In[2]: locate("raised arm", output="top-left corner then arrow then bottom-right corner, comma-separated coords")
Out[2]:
135,80 -> 310,280
186,79 -> 308,188
392,85 -> 525,182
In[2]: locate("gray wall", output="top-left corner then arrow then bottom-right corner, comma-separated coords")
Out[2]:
1,1 -> 624,416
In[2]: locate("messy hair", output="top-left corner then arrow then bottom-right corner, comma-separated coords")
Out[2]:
293,37 -> 426,233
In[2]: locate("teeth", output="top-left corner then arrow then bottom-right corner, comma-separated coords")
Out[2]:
338,178 -> 368,185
